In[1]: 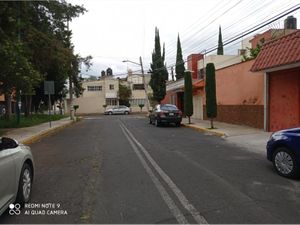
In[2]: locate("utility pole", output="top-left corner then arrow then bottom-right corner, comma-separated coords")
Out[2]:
139,56 -> 150,112
67,17 -> 75,120
16,1 -> 21,124
171,67 -> 174,81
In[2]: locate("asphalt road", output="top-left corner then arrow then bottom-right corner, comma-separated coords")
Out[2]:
1,115 -> 300,224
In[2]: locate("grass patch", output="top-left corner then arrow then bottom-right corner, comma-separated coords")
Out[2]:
0,114 -> 68,129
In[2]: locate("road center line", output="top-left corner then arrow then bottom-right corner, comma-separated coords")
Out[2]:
120,122 -> 208,224
120,125 -> 189,224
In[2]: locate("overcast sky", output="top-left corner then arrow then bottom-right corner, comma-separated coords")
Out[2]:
69,0 -> 300,78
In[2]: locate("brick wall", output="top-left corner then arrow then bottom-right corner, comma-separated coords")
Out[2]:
203,105 -> 264,129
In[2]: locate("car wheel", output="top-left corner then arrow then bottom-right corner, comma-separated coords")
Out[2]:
108,111 -> 112,115
272,147 -> 299,178
155,119 -> 160,127
124,111 -> 129,115
16,163 -> 33,205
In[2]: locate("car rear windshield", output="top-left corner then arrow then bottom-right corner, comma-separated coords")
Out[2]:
161,105 -> 178,111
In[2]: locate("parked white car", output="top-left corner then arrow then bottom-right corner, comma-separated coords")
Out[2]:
0,137 -> 34,215
104,105 -> 131,115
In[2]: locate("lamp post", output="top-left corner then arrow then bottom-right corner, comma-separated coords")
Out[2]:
122,57 -> 150,112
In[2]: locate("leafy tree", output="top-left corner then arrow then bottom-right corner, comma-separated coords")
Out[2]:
242,39 -> 264,61
0,1 -> 89,118
175,34 -> 185,80
119,84 -> 131,107
217,26 -> 224,55
149,27 -> 167,103
138,104 -> 144,112
184,71 -> 193,124
205,63 -> 217,129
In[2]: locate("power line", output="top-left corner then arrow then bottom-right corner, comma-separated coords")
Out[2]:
152,4 -> 300,73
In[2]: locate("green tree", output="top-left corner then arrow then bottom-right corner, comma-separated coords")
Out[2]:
217,26 -> 224,55
205,63 -> 217,129
184,71 -> 193,124
0,1 -> 89,118
242,39 -> 264,61
119,84 -> 132,107
175,34 -> 185,80
149,27 -> 167,103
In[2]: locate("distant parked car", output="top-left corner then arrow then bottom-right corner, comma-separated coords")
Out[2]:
149,104 -> 182,127
0,137 -> 34,215
267,127 -> 300,178
104,105 -> 130,115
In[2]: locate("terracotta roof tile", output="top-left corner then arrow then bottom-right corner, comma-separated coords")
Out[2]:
251,30 -> 300,72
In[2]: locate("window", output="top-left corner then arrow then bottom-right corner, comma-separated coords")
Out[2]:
129,99 -> 145,106
106,98 -> 117,106
133,84 -> 145,90
161,104 -> 178,111
109,84 -> 114,90
87,86 -> 102,91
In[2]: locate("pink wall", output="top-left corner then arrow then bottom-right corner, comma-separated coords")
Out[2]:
212,60 -> 264,106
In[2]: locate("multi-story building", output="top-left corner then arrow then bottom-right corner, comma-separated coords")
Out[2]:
73,75 -> 119,114
72,71 -> 152,114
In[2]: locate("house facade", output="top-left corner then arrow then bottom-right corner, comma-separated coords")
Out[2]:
73,76 -> 119,114
251,30 -> 300,131
72,71 -> 152,114
162,17 -> 298,130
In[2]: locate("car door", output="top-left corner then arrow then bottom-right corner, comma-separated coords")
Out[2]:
0,141 -> 18,211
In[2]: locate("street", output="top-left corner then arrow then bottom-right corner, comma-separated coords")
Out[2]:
1,115 -> 300,224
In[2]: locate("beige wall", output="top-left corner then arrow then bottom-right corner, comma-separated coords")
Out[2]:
198,55 -> 242,71
74,96 -> 105,114
74,77 -> 119,114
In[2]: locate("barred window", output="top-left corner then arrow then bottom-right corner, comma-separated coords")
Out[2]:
130,99 -> 146,106
87,86 -> 102,91
133,84 -> 145,90
109,84 -> 114,90
106,98 -> 117,106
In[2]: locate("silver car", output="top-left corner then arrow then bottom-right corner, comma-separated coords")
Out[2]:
0,137 -> 34,215
104,105 -> 130,115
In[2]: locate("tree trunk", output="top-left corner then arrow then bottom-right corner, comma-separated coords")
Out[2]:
188,116 -> 191,124
24,95 -> 29,117
210,118 -> 214,129
29,96 -> 32,116
4,93 -> 12,120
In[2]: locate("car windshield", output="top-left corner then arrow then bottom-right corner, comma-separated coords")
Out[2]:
161,105 -> 178,111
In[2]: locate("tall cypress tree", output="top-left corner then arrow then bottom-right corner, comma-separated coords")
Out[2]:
150,27 -> 167,103
175,34 -> 185,80
184,71 -> 193,124
205,63 -> 217,128
217,26 -> 224,55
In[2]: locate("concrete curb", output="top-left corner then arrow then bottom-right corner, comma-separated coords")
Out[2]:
21,120 -> 76,145
182,123 -> 227,137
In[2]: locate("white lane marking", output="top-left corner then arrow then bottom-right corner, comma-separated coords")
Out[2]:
120,123 -> 208,224
120,125 -> 189,224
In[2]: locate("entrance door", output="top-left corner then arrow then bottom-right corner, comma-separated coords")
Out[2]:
269,69 -> 300,131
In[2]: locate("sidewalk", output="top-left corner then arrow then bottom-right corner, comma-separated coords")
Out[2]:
182,118 -> 272,155
3,117 -> 75,145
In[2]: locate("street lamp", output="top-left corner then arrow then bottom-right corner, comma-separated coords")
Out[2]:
122,57 -> 150,112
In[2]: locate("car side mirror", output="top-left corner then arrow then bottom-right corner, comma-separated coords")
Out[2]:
0,137 -> 18,150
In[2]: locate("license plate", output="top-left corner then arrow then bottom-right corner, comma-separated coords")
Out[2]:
169,113 -> 174,116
